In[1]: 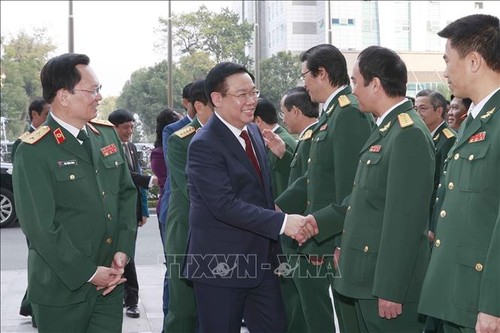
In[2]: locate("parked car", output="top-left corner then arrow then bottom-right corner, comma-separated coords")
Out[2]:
0,161 -> 16,228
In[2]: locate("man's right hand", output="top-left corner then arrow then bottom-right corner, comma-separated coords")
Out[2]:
284,214 -> 319,245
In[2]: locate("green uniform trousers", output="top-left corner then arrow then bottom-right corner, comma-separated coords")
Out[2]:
32,286 -> 123,333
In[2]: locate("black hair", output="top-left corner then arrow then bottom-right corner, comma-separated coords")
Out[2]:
182,82 -> 193,100
254,97 -> 279,124
28,97 -> 48,121
40,53 -> 90,104
204,62 -> 255,106
357,46 -> 407,97
108,109 -> 135,126
300,44 -> 350,87
189,79 -> 209,106
154,108 -> 181,147
283,86 -> 319,118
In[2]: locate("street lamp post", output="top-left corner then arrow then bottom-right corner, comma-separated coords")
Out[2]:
167,0 -> 173,108
68,0 -> 74,53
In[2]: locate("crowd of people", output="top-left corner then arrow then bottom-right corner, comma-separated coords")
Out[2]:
10,13 -> 499,333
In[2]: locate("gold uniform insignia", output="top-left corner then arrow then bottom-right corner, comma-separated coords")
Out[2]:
21,125 -> 51,144
379,121 -> 391,133
90,118 -> 114,127
442,128 -> 455,139
398,113 -> 414,128
480,107 -> 496,119
17,131 -> 31,141
301,129 -> 313,141
433,133 -> 440,141
175,126 -> 196,138
325,105 -> 335,115
338,95 -> 351,107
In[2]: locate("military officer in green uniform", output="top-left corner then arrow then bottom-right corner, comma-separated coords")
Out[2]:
11,97 -> 50,163
415,89 -> 457,242
275,44 -> 374,333
334,46 -> 435,333
419,14 -> 500,333
13,53 -> 137,333
253,97 -> 296,198
164,79 -> 214,333
263,86 -> 319,332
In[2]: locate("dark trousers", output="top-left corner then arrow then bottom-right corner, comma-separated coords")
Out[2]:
193,270 -> 287,333
158,221 -> 170,322
123,258 -> 139,307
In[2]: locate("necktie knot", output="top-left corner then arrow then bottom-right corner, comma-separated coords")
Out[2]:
77,129 -> 89,142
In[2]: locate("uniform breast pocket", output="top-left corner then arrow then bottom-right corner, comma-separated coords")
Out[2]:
54,168 -> 92,206
355,153 -> 382,191
101,154 -> 125,191
456,144 -> 488,192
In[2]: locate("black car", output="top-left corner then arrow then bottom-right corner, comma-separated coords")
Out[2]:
0,161 -> 16,227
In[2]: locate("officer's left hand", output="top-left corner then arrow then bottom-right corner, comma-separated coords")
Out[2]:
476,312 -> 500,333
139,216 -> 148,227
378,298 -> 402,319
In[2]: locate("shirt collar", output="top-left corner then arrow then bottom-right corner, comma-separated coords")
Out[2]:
376,98 -> 408,126
323,85 -> 348,113
469,87 -> 500,119
50,112 -> 87,141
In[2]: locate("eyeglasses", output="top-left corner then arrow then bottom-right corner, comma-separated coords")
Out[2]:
298,70 -> 311,80
414,105 -> 434,112
225,90 -> 260,103
278,111 -> 284,120
74,85 -> 102,98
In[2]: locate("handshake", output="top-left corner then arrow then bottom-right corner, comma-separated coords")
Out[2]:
284,214 -> 319,246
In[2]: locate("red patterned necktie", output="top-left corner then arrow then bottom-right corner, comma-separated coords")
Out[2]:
240,130 -> 263,184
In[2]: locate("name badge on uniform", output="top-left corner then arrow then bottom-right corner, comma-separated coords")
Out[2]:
57,160 -> 78,167
369,145 -> 382,153
101,143 -> 118,156
469,131 -> 486,143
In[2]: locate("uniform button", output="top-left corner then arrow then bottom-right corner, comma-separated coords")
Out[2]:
347,206 -> 351,211
306,179 -> 310,184
107,213 -> 112,220
106,238 -> 112,244
69,174 -> 75,180
342,229 -> 345,234
353,181 -> 356,187
435,239 -> 441,247
307,201 -> 310,206
440,210 -> 446,218
475,263 -> 483,272
454,153 -> 459,160
448,182 -> 454,190
438,183 -> 442,189
366,159 -> 371,165
435,197 -> 439,203
102,191 -> 106,196
469,155 -> 474,161
308,158 -> 311,164
363,246 -> 369,253
95,169 -> 98,174
443,170 -> 447,174
114,161 -> 119,166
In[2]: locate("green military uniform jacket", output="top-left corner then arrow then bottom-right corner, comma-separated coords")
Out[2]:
13,114 -> 137,306
267,125 -> 297,199
276,86 -> 374,256
419,90 -> 500,328
281,122 -> 317,255
165,117 -> 201,256
429,122 -> 456,233
335,102 -> 435,304
11,126 -> 35,163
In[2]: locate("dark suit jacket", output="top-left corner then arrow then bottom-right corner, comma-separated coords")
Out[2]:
13,114 -> 137,306
123,141 -> 150,222
184,115 -> 286,288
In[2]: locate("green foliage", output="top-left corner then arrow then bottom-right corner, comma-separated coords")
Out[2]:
1,28 -> 56,140
157,5 -> 254,66
259,51 -> 302,108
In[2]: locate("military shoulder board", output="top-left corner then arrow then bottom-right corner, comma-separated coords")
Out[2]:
90,118 -> 114,127
21,125 -> 51,144
174,126 -> 196,138
338,95 -> 351,107
300,129 -> 313,141
17,131 -> 31,141
442,128 -> 455,139
398,113 -> 414,128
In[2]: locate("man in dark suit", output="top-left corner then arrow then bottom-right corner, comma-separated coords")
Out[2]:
253,96 -> 296,198
184,62 -> 318,333
419,14 -> 500,333
108,109 -> 157,319
13,53 -> 137,333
